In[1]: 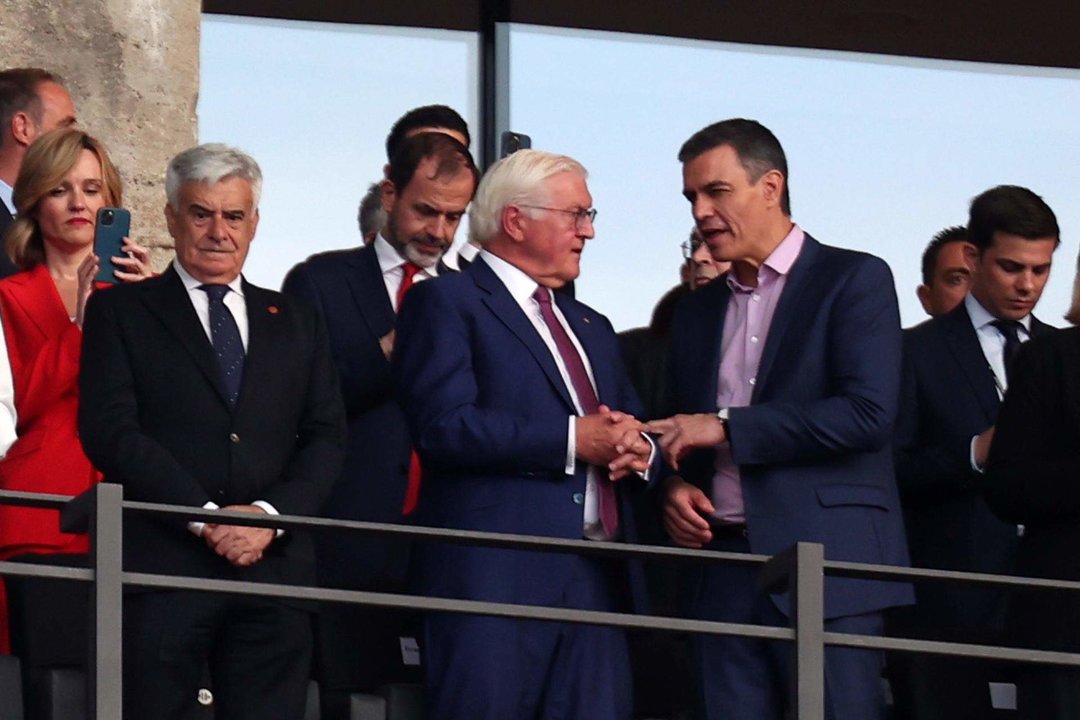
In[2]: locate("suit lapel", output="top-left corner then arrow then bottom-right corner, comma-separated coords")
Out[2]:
142,267 -> 231,407
753,236 -> 821,399
345,246 -> 395,332
472,259 -> 577,412
942,304 -> 999,422
557,293 -> 614,403
237,281 -> 282,410
6,265 -> 66,341
690,280 -> 730,412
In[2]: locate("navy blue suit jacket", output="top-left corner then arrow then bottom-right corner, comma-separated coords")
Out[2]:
668,234 -> 912,619
895,302 -> 1051,629
394,257 -> 645,610
0,204 -> 20,279
281,245 -> 413,587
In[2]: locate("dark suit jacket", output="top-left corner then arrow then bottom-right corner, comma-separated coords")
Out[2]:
78,266 -> 346,590
0,265 -> 102,554
281,245 -> 413,587
668,234 -> 912,620
0,204 -> 20,279
985,327 -> 1080,650
393,257 -> 644,610
895,302 -> 1052,630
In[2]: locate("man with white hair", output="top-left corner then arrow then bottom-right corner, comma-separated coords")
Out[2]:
393,149 -> 652,720
79,143 -> 346,720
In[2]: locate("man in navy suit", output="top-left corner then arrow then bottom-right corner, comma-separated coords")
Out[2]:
283,131 -> 477,563
647,119 -> 911,720
0,68 -> 77,277
893,186 -> 1059,719
393,149 -> 652,720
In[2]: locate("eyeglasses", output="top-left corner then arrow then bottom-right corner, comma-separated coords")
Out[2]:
680,238 -> 705,259
518,205 -> 598,229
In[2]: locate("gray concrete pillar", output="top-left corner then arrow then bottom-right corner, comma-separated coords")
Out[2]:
1,0 -> 200,268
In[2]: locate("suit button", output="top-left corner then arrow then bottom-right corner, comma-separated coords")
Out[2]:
229,433 -> 240,443
572,492 -> 584,505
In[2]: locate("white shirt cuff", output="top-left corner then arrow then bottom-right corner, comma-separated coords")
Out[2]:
565,416 -> 577,475
969,435 -> 986,474
188,501 -> 220,536
251,500 -> 285,537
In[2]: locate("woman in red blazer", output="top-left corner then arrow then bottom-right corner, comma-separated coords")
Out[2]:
0,128 -> 150,653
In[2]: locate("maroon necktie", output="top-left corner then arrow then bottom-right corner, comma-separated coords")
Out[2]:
532,287 -> 618,538
398,261 -> 423,515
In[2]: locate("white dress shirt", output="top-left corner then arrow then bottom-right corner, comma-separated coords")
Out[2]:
374,234 -> 436,311
173,262 -> 280,533
0,178 -> 14,216
480,249 -> 613,540
965,293 -> 1033,472
0,319 -> 18,458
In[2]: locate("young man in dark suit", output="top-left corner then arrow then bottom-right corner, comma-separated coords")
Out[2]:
647,118 -> 912,720
893,185 -> 1059,719
79,143 -> 346,720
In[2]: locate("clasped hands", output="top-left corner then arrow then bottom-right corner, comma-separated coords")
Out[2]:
575,405 -> 653,481
201,505 -> 276,567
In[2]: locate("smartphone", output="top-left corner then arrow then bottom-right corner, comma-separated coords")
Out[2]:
500,131 -> 532,158
94,207 -> 130,284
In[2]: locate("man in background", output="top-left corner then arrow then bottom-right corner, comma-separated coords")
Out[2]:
0,68 -> 77,277
281,132 -> 478,714
893,186 -> 1059,719
917,225 -> 976,318
357,181 -> 385,245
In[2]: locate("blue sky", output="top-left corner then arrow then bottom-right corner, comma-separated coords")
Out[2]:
202,17 -> 1080,330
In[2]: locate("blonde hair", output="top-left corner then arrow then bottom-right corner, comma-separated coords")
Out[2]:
4,128 -> 122,270
468,149 -> 586,246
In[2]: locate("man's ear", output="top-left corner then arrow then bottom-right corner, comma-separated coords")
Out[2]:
164,202 -> 178,239
916,284 -> 933,315
380,179 -> 396,215
10,111 -> 36,147
502,204 -> 527,242
759,169 -> 785,210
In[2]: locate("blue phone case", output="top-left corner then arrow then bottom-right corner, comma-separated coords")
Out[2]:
94,208 -> 131,284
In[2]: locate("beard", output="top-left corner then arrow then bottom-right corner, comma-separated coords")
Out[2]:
385,217 -> 448,269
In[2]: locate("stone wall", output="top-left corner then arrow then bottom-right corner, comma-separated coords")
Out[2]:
0,0 -> 200,269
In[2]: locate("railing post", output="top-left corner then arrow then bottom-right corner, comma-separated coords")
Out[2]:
790,542 -> 825,720
88,483 -> 124,719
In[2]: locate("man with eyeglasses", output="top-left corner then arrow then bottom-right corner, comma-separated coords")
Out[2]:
683,227 -> 728,289
393,149 -> 653,720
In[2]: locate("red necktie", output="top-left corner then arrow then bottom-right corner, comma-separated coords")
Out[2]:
396,261 -> 422,310
398,261 -> 424,516
533,287 -> 619,539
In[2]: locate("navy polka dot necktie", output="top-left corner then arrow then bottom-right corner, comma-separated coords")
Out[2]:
200,284 -> 245,407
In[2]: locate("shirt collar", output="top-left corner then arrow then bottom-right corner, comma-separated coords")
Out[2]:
173,260 -> 244,297
0,179 -> 13,215
964,292 -> 1032,333
374,233 -> 438,277
726,223 -> 805,292
478,249 -> 543,306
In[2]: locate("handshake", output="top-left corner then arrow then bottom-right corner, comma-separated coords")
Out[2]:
575,405 -> 654,481
577,408 -> 729,482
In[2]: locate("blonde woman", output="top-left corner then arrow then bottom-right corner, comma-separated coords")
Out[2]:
0,128 -> 150,652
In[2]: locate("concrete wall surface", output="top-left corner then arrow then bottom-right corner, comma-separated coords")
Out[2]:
1,0 -> 201,268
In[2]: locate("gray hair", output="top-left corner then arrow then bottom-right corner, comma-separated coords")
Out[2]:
357,181 -> 385,238
165,143 -> 262,210
468,149 -> 586,246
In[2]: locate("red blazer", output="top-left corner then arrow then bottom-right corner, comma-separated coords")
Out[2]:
0,264 -> 104,555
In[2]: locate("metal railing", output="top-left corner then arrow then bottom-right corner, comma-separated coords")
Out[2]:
3,484 -> 1080,720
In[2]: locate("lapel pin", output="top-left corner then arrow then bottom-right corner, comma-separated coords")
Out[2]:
583,317 -> 591,324
268,305 -> 279,314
